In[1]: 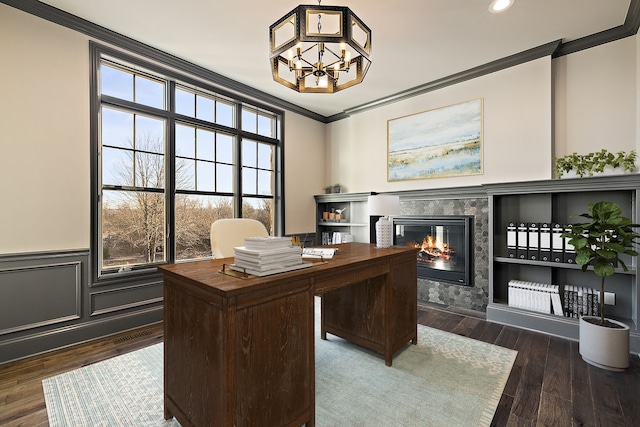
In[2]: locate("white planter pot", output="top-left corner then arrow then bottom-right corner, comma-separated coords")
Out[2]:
579,316 -> 630,371
560,170 -> 579,179
559,166 -> 637,179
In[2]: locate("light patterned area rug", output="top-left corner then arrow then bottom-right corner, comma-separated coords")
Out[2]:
43,304 -> 516,427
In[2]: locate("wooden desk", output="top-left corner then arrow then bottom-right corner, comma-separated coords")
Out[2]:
159,242 -> 417,427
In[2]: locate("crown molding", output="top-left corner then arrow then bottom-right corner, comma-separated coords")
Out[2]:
2,0 -> 638,124
555,0 -> 640,57
0,0 -> 326,123
335,40 -> 562,121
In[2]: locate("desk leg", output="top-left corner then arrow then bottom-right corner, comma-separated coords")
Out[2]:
320,295 -> 327,340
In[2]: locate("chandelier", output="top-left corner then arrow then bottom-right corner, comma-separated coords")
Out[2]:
269,0 -> 372,93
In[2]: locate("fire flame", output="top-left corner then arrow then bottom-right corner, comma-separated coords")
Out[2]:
413,235 -> 452,260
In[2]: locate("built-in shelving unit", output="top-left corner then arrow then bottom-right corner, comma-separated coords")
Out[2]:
485,175 -> 640,353
314,192 -> 372,245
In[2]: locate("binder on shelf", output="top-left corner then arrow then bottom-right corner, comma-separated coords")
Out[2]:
517,222 -> 528,260
564,225 -> 576,264
528,223 -> 540,261
506,221 -> 517,258
539,223 -> 551,262
551,223 -> 564,262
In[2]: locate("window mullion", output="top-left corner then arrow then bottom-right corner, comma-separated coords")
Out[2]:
235,104 -> 243,217
166,80 -> 177,263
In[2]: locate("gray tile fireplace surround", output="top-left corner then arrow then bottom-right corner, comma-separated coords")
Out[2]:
400,188 -> 489,313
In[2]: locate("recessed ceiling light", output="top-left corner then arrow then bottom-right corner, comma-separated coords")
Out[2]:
489,0 -> 514,13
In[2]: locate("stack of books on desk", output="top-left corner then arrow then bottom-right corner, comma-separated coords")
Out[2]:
231,237 -> 311,276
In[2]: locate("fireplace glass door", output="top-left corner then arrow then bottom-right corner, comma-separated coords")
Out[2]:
393,216 -> 473,286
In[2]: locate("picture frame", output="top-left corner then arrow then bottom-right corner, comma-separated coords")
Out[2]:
387,98 -> 483,181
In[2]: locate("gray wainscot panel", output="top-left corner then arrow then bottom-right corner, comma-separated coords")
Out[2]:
0,261 -> 81,336
91,281 -> 163,316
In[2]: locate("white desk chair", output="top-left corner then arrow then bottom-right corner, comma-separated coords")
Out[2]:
210,218 -> 269,258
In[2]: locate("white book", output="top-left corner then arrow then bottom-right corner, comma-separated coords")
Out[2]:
234,253 -> 303,267
550,285 -> 563,316
244,236 -> 292,250
234,258 -> 304,272
229,261 -> 312,277
508,280 -> 520,308
332,232 -> 342,244
234,245 -> 302,258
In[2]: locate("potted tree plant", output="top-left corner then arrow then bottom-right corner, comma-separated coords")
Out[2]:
562,201 -> 640,371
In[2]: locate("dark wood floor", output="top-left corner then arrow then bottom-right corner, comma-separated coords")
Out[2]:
1,304 -> 638,427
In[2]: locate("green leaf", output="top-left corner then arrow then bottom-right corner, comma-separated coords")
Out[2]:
593,259 -> 615,277
595,249 -> 617,259
604,242 -> 626,252
570,238 -> 589,249
574,253 -> 592,266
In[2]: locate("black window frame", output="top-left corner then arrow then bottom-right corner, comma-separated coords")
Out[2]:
90,42 -> 284,286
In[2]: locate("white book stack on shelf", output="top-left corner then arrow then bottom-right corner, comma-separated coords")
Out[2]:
230,237 -> 311,276
508,280 -> 564,316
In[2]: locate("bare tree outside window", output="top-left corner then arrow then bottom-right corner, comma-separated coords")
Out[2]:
102,134 -> 272,268
102,133 -> 166,267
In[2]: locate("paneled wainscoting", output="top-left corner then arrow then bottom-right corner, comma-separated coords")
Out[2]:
0,250 -> 163,364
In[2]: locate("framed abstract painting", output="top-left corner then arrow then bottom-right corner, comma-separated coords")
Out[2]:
387,98 -> 483,181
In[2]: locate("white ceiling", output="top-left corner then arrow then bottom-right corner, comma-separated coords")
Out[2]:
37,0 -> 632,117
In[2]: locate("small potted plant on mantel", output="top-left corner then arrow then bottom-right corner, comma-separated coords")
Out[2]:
554,149 -> 636,179
562,201 -> 640,371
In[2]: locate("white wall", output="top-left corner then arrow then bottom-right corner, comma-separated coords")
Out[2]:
1,3 -> 637,252
637,31 -> 640,152
326,57 -> 553,193
554,36 -> 637,157
326,35 -> 639,193
284,112 -> 326,234
0,5 -> 90,254
0,4 -> 325,253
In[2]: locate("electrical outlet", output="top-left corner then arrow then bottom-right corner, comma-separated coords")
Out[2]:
604,292 -> 616,305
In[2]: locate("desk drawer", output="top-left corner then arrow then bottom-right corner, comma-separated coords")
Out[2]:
314,261 -> 388,294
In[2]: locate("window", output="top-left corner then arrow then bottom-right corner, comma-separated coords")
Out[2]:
93,46 -> 283,279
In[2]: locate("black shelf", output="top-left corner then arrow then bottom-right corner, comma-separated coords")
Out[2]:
486,175 -> 640,353
494,256 -> 636,274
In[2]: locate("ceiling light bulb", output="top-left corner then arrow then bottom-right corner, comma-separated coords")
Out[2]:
489,0 -> 514,13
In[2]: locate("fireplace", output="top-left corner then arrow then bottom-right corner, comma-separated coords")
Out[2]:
393,216 -> 473,286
